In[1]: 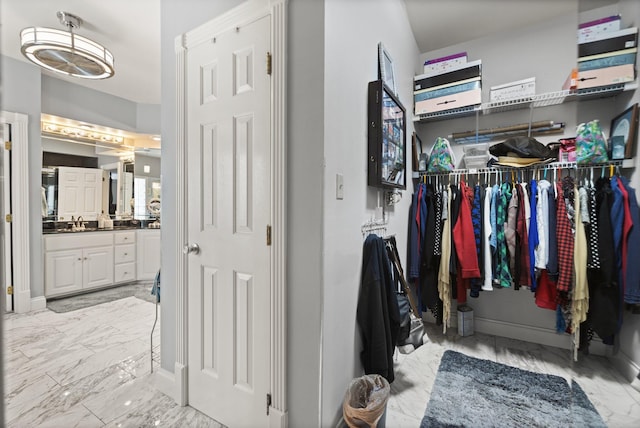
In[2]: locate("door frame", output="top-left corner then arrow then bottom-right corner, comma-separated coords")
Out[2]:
0,111 -> 32,313
174,0 -> 288,425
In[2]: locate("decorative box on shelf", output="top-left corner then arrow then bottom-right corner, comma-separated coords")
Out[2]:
490,77 -> 536,102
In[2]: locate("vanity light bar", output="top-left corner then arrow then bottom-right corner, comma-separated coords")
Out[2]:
42,121 -> 126,144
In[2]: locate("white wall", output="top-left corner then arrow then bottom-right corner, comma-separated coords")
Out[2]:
287,0 -> 325,425
322,0 -> 420,425
0,55 -> 44,298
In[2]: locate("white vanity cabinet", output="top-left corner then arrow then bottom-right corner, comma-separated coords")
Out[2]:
44,232 -> 114,297
136,229 -> 161,280
114,231 -> 136,283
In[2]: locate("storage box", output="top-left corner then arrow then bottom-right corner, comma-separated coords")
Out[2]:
490,77 -> 536,102
414,88 -> 482,115
577,63 -> 635,89
463,143 -> 489,157
423,52 -> 467,74
578,15 -> 621,44
457,305 -> 474,337
464,155 -> 489,169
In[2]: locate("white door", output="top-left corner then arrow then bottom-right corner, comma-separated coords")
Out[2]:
186,14 -> 272,427
1,123 -> 12,311
57,167 -> 103,221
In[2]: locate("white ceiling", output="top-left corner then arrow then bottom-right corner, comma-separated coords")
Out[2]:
0,0 -> 618,107
0,0 -> 160,105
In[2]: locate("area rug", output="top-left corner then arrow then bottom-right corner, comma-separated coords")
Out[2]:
47,282 -> 157,313
420,350 -> 605,427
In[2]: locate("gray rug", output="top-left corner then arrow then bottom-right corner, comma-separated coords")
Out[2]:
421,350 -> 606,428
47,282 -> 158,313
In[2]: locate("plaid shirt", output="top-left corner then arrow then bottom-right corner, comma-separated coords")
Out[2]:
556,180 -> 574,293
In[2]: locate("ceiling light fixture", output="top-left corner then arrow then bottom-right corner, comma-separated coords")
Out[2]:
41,120 -> 126,145
20,11 -> 114,79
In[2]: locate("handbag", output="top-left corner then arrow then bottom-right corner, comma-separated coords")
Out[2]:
427,137 -> 456,172
385,237 -> 424,349
558,137 -> 576,162
576,120 -> 609,164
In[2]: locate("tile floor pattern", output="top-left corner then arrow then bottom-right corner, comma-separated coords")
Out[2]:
386,323 -> 640,427
5,295 -> 640,427
4,295 -> 224,427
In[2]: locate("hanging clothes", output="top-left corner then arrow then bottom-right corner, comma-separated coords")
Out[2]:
584,177 -> 619,343
572,182 -> 589,359
357,234 -> 400,383
515,183 -> 531,289
452,179 -> 481,303
482,186 -> 494,291
535,180 -> 551,272
620,177 -> 640,304
556,179 -> 574,295
470,184 -> 483,298
419,185 -> 441,315
505,183 -> 518,277
438,189 -> 453,332
547,185 -> 559,280
528,179 -> 539,288
495,183 -> 512,288
407,187 -> 421,282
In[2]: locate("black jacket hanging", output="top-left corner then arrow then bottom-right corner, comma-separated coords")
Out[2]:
357,234 -> 401,383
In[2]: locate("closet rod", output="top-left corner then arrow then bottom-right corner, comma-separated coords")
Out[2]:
418,160 -> 625,177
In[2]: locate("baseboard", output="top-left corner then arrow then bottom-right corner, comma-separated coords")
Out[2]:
610,350 -> 640,383
474,317 -> 573,349
153,367 -> 175,397
269,407 -> 288,428
30,296 -> 47,311
175,362 -> 188,406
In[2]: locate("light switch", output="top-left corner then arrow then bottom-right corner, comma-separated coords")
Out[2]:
336,173 -> 344,200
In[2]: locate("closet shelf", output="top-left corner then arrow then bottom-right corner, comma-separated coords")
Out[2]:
413,81 -> 638,123
414,159 -> 634,178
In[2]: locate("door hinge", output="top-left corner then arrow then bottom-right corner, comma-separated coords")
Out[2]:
267,52 -> 272,76
266,393 -> 272,415
7,286 -> 13,295
266,225 -> 272,246
4,141 -> 11,150
5,214 -> 12,223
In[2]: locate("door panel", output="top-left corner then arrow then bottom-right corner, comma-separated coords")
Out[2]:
187,14 -> 271,428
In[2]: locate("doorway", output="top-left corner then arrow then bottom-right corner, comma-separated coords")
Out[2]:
175,0 -> 288,425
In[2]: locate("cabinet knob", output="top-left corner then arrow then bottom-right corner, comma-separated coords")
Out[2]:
77,257 -> 82,261
84,257 -> 88,260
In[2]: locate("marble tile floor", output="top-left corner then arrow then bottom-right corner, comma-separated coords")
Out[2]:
3,295 -> 224,427
6,295 -> 640,427
386,322 -> 640,427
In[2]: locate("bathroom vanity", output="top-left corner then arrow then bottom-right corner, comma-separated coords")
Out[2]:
43,227 -> 160,298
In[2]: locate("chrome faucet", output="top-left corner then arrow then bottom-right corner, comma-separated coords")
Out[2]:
76,216 -> 86,230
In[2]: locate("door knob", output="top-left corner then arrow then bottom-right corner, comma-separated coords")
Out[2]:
183,243 -> 200,255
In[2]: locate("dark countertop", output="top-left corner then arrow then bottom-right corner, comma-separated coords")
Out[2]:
42,219 -> 160,234
42,225 -> 143,235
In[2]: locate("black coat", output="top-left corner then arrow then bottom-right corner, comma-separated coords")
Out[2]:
357,234 -> 400,383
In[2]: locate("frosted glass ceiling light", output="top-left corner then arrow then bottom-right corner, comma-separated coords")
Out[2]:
20,11 -> 114,79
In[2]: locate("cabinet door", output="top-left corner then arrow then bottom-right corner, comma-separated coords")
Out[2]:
137,230 -> 161,280
83,245 -> 114,289
45,249 -> 83,297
